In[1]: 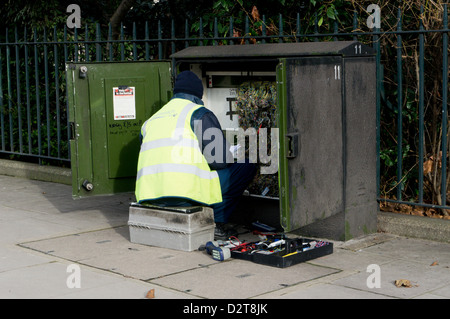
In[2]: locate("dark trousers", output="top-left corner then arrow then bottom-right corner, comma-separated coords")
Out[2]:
212,161 -> 257,223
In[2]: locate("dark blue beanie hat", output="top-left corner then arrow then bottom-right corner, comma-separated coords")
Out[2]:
173,71 -> 203,99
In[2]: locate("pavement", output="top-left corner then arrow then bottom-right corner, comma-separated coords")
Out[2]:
1,174 -> 450,301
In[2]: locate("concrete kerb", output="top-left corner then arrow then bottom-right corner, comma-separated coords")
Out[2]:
0,159 -> 71,185
0,159 -> 449,243
377,211 -> 450,244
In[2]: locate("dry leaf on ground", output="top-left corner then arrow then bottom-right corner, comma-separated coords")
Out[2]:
430,261 -> 439,266
394,279 -> 415,288
146,289 -> 155,298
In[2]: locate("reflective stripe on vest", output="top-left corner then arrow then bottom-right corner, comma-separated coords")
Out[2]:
139,137 -> 196,153
136,163 -> 219,181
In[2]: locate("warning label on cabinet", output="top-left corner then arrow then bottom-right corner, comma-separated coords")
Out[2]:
113,87 -> 136,120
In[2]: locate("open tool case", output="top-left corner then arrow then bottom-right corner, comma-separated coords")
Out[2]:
230,235 -> 333,268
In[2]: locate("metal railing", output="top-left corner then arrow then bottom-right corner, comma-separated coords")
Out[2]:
0,6 -> 449,212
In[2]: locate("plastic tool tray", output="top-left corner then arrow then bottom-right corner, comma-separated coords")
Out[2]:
230,235 -> 333,268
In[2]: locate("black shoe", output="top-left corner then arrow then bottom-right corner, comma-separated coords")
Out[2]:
214,223 -> 238,240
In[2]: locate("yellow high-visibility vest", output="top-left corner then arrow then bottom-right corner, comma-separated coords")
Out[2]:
135,98 -> 222,205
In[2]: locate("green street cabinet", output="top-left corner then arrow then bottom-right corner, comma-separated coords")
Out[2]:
67,41 -> 378,241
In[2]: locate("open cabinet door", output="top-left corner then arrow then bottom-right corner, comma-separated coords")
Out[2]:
277,56 -> 345,232
66,61 -> 172,198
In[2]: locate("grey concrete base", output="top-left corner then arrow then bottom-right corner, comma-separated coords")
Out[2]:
128,204 -> 215,251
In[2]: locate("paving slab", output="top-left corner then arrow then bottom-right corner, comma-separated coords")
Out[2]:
20,226 -> 218,280
362,236 -> 450,266
413,285 -> 450,299
331,259 -> 450,299
149,259 -> 340,299
0,260 -> 116,298
0,211 -> 79,243
0,257 -> 191,299
0,244 -> 55,273
259,282 -> 393,299
306,245 -> 394,272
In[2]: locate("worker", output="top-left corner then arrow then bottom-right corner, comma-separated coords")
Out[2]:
135,71 -> 257,239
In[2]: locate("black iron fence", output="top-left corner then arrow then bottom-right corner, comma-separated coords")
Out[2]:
0,6 -> 449,213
